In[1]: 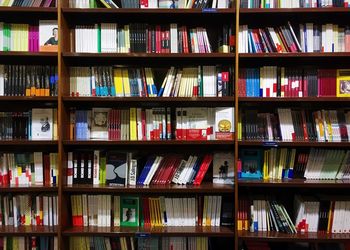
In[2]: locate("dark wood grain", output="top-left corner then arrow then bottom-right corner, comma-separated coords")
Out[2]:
63,140 -> 235,146
0,185 -> 58,193
238,97 -> 350,102
62,226 -> 235,237
239,141 -> 350,147
240,7 -> 350,13
238,231 -> 350,242
0,226 -> 58,236
63,183 -> 234,193
238,179 -> 350,188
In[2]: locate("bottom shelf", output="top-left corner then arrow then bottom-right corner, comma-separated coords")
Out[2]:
62,226 -> 235,237
0,226 -> 58,236
238,231 -> 350,242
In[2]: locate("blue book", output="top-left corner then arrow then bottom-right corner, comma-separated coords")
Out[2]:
137,156 -> 156,185
189,156 -> 202,184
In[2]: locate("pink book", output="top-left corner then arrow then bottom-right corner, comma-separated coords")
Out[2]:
43,0 -> 53,7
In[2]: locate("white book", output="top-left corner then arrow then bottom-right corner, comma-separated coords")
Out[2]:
43,196 -> 49,226
170,23 -> 178,53
33,152 -> 44,185
0,65 -> 3,96
144,156 -> 163,185
91,108 -> 110,139
128,159 -> 137,186
217,0 -> 228,8
31,109 -> 53,140
114,196 -> 120,227
82,194 -> 88,227
212,0 -> 218,8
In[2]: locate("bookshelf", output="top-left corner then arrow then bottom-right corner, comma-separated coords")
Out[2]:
1,0 -> 349,249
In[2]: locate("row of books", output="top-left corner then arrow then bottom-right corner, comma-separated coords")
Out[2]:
67,150 -> 234,186
238,67 -> 345,98
69,65 -> 233,97
238,199 -> 296,233
238,148 -> 350,180
159,66 -> 233,97
238,195 -> 350,234
70,236 -> 209,250
238,108 -> 350,142
74,23 -> 218,54
0,65 -> 58,97
0,109 -> 57,140
69,107 -> 234,141
70,0 -> 231,8
295,195 -> 350,233
0,21 -> 58,52
0,237 -> 57,250
240,0 -> 347,8
0,0 -> 56,7
239,23 -> 350,53
70,195 -> 230,227
0,152 -> 58,186
0,195 -> 58,227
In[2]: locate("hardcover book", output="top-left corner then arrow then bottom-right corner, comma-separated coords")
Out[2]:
106,152 -> 128,186
39,20 -> 58,52
213,152 -> 234,185
120,196 -> 139,227
31,109 -> 53,140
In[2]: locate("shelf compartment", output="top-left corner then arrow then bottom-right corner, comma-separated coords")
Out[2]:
238,97 -> 350,102
63,140 -> 235,146
63,183 -> 234,194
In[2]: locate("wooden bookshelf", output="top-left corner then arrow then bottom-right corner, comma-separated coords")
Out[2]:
238,231 -> 350,242
0,185 -> 58,193
1,0 -> 348,249
238,179 -> 350,188
238,97 -> 350,102
63,183 -> 234,194
238,141 -> 350,147
0,226 -> 58,236
62,226 -> 235,237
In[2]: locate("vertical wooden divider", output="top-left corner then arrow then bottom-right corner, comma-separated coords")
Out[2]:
234,1 -> 240,250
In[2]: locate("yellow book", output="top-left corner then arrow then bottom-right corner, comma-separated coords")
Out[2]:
336,69 -> 350,97
155,198 -> 162,226
113,68 -> 124,96
124,25 -> 130,53
129,108 -> 137,141
327,201 -> 334,233
99,0 -> 112,8
317,111 -> 325,140
24,24 -> 29,51
53,109 -> 58,140
145,68 -> 156,97
202,196 -> 207,226
149,198 -> 155,227
196,237 -> 201,250
263,150 -> 269,180
121,69 -> 130,97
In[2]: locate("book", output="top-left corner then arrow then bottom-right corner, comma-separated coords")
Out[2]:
336,69 -> 350,97
39,20 -> 58,52
120,196 -> 139,227
31,109 -> 54,140
105,152 -> 128,186
212,152 -> 235,184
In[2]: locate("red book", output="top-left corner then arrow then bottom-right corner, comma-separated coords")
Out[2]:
141,110 -> 147,141
156,25 -> 161,53
43,154 -> 50,186
193,154 -> 213,185
183,27 -> 189,53
166,158 -> 182,184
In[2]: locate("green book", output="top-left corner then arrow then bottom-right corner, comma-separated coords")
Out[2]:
99,154 -> 106,184
120,196 -> 139,227
97,24 -> 101,53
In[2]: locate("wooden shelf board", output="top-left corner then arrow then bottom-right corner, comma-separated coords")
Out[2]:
62,226 -> 234,237
63,96 -> 234,103
238,179 -> 350,188
238,97 -> 350,102
0,7 -> 57,13
239,141 -> 350,147
0,185 -> 58,192
238,231 -> 350,242
63,140 -> 234,146
0,226 -> 58,236
0,52 -> 57,57
0,96 -> 57,102
0,140 -> 58,146
239,52 -> 350,58
240,7 -> 350,13
62,52 -> 235,59
63,183 -> 234,193
62,8 -> 235,14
